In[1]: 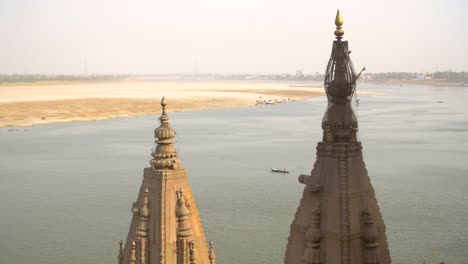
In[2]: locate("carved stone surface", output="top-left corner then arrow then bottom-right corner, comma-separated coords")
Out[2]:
303,203 -> 322,264
362,209 -> 380,264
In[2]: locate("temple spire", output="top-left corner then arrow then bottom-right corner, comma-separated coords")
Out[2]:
151,97 -> 180,170
284,11 -> 391,264
322,9 -> 358,143
334,9 -> 344,40
120,96 -> 211,264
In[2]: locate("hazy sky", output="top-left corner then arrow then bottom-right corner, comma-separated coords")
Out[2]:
1,0 -> 467,74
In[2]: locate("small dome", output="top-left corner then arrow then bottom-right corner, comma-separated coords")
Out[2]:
154,125 -> 176,140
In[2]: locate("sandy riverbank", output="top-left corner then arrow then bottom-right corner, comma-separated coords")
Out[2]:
0,80 -> 331,127
0,80 -> 384,128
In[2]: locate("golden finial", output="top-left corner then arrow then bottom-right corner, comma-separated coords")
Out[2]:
160,97 -> 168,115
334,9 -> 344,40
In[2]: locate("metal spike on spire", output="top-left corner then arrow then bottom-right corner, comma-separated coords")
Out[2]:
334,9 -> 344,40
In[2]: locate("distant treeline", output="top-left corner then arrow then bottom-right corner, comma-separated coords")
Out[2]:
218,71 -> 468,83
362,71 -> 468,82
1,71 -> 467,83
216,73 -> 324,82
0,74 -> 129,83
432,71 -> 468,82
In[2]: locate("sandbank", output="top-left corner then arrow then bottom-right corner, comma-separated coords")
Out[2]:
0,80 -> 326,127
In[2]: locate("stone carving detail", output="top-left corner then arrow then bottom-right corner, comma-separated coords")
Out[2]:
129,241 -> 137,264
208,241 -> 216,264
131,189 -> 150,264
189,240 -> 197,264
160,178 -> 166,264
339,159 -> 351,264
176,188 -> 192,264
362,209 -> 380,264
303,203 -> 322,264
298,169 -> 321,193
176,188 -> 192,238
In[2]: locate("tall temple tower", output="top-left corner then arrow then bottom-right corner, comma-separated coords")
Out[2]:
118,98 -> 216,264
284,10 -> 391,264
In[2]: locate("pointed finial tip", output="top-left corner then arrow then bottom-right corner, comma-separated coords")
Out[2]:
335,9 -> 343,27
132,240 -> 136,246
145,188 -> 149,194
161,97 -> 167,107
334,9 -> 344,39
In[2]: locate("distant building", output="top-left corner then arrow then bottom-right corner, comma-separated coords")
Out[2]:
296,70 -> 305,79
416,73 -> 425,80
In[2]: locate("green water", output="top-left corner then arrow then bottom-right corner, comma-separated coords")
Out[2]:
0,84 -> 467,263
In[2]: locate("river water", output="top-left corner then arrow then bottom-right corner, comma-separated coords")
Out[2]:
0,84 -> 467,264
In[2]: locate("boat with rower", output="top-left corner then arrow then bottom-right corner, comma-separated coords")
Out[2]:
271,168 -> 289,173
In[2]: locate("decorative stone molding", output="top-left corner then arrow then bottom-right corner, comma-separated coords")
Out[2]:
130,241 -> 137,264
189,241 -> 197,264
362,209 -> 380,264
303,203 -> 322,264
208,241 -> 216,264
176,188 -> 192,238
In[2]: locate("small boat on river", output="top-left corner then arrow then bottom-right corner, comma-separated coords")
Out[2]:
271,168 -> 290,173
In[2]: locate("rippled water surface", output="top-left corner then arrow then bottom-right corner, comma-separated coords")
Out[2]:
1,84 -> 467,264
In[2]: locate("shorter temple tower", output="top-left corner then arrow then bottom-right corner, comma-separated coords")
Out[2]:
118,98 -> 215,264
284,10 -> 391,264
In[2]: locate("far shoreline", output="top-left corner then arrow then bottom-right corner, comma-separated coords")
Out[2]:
362,79 -> 468,87
0,80 -> 327,128
3,79 -> 456,128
